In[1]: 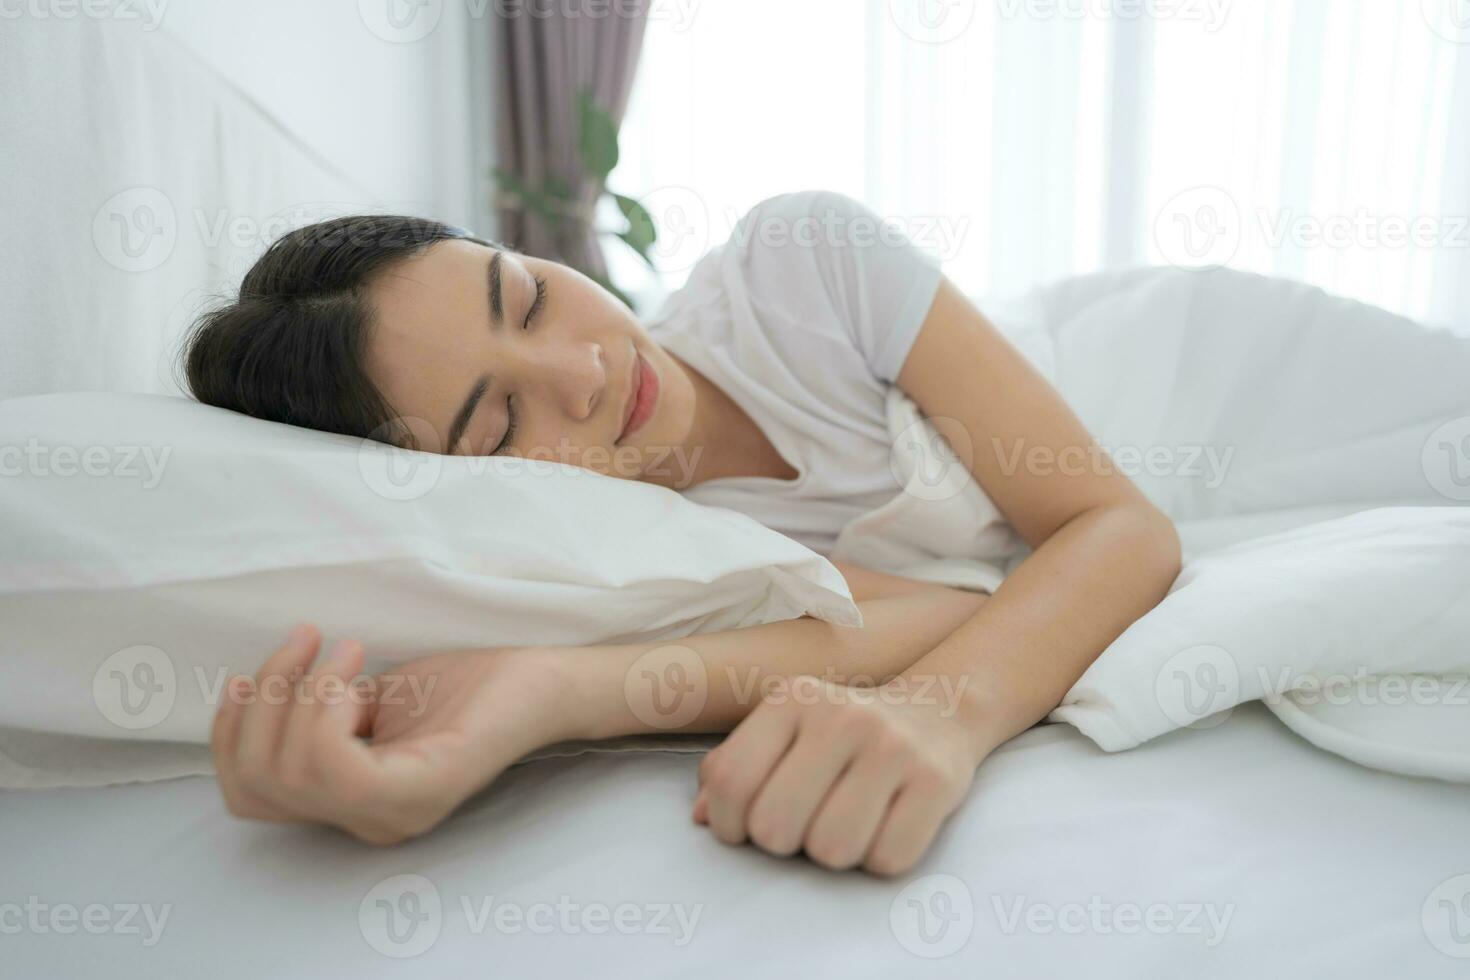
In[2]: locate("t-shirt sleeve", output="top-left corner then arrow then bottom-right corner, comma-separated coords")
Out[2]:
726,190 -> 945,384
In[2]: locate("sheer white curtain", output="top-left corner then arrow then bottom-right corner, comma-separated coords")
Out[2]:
608,0 -> 1470,331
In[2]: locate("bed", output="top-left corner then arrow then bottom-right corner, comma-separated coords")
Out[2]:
6,699 -> 1468,977
5,14 -> 1468,980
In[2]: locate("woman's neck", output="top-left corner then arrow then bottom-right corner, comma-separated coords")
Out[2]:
659,354 -> 797,489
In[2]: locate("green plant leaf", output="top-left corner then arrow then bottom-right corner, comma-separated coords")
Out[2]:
491,167 -> 562,225
577,89 -> 620,185
612,193 -> 657,261
543,173 -> 574,201
615,230 -> 657,269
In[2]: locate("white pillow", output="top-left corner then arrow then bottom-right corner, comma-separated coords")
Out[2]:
0,392 -> 859,787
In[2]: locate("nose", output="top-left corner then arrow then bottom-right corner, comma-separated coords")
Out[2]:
539,340 -> 606,421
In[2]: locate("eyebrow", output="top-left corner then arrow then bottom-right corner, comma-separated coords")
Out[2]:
444,252 -> 506,454
488,249 -> 504,325
446,375 -> 488,456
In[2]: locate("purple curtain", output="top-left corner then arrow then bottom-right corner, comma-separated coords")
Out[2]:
493,1 -> 649,281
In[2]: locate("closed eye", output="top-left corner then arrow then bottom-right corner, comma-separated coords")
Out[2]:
491,273 -> 544,454
491,395 -> 519,456
524,275 -> 547,330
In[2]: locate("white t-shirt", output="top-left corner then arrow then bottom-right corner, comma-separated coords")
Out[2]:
645,190 -> 946,556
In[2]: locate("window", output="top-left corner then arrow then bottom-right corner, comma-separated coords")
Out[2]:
611,0 -> 1470,331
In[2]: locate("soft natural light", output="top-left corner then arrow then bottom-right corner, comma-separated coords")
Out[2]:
612,0 -> 1470,330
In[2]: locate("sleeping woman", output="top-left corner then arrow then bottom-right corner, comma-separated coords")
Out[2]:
182,190 -> 1180,874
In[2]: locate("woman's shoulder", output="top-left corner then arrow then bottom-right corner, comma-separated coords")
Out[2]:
648,187 -> 942,385
730,189 -> 887,249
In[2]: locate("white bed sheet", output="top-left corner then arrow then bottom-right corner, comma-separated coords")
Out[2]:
5,702 -> 1466,978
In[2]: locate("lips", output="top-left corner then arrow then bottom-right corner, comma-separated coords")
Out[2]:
620,351 -> 643,443
617,349 -> 658,443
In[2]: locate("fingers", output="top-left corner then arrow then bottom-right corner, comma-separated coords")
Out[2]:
802,749 -> 906,871
277,638 -> 368,789
863,779 -> 954,877
217,624 -> 380,827
699,700 -> 799,845
310,638 -> 371,744
209,631 -> 513,846
691,677 -> 975,875
235,623 -> 321,788
211,675 -> 286,820
744,726 -> 858,857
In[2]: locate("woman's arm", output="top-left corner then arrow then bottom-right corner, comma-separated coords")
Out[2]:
210,584 -> 983,845
828,559 -> 958,602
893,277 -> 1181,744
692,278 -> 1181,874
566,585 -> 986,740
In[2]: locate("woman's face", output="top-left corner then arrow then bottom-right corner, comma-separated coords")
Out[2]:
363,238 -> 698,484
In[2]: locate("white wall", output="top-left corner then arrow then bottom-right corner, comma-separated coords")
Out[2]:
157,0 -> 495,234
0,3 -> 498,397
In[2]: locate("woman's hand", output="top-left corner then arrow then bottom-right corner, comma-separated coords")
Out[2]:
692,673 -> 992,876
211,624 -> 575,845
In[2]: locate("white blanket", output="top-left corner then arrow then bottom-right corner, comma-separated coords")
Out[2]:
848,266 -> 1470,781
1054,506 -> 1470,781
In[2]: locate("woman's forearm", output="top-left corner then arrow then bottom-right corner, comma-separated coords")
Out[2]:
904,503 -> 1181,757
828,560 -> 959,601
547,587 -> 987,742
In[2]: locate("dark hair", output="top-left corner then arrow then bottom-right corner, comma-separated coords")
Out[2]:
181,215 -> 494,448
